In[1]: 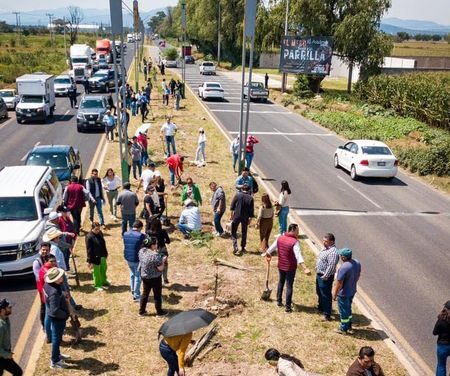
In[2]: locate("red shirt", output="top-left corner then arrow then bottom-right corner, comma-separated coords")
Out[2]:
246,136 -> 259,153
137,134 -> 148,149
37,262 -> 53,302
166,154 -> 184,176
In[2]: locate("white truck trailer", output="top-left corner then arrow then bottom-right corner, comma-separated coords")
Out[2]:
69,44 -> 93,82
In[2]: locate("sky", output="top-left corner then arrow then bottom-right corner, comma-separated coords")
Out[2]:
0,0 -> 449,25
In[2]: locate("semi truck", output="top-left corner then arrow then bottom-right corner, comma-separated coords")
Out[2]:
96,39 -> 112,62
15,74 -> 55,123
69,44 -> 93,82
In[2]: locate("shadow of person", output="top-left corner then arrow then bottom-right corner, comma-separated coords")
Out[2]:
64,357 -> 119,375
77,308 -> 108,321
169,283 -> 199,292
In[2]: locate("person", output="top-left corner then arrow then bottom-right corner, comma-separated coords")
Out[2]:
162,79 -> 169,106
143,186 -> 160,221
107,94 -> 116,115
315,233 -> 339,321
145,82 -> 152,99
102,168 -> 122,220
265,72 -> 269,89
174,84 -> 181,110
126,141 -> 133,181
265,347 -> 320,376
166,154 -> 184,187
140,94 -> 149,122
154,173 -> 167,214
146,217 -> 170,284
136,162 -> 160,193
276,180 -> 291,234
245,135 -> 259,170
83,77 -> 89,94
86,168 -> 106,228
160,61 -> 165,75
177,199 -> 202,239
67,83 -> 77,109
103,109 -> 116,142
44,212 -> 74,272
230,136 -> 240,172
38,254 -> 57,344
160,332 -> 192,376
256,193 -> 274,251
143,56 -> 147,67
137,131 -> 149,167
63,176 -> 88,234
0,299 -> 23,376
230,183 -> 254,255
123,220 -> 146,301
44,267 -> 70,369
33,242 -> 51,330
138,237 -> 167,316
169,78 -> 176,96
131,136 -> 143,180
209,182 -> 226,237
181,177 -> 202,206
160,116 -> 177,157
85,222 -> 109,291
433,300 -> 450,376
346,346 -> 385,376
143,64 -> 148,81
130,94 -> 137,116
235,167 -> 254,192
57,205 -> 76,248
264,223 -> 311,312
117,182 -> 140,235
120,107 -> 130,140
195,128 -> 207,166
332,248 -> 361,334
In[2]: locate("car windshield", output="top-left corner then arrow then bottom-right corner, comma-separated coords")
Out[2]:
0,91 -> 14,98
55,78 -> 71,84
203,62 -> 214,66
72,57 -> 88,64
80,99 -> 105,109
251,82 -> 264,89
26,153 -> 69,169
93,72 -> 108,78
361,146 -> 392,155
206,84 -> 221,88
21,96 -> 43,104
0,197 -> 37,221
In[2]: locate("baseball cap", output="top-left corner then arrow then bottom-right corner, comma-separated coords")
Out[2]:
0,299 -> 14,310
338,248 -> 352,258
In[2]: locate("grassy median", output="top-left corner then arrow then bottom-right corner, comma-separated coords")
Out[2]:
33,47 -> 407,376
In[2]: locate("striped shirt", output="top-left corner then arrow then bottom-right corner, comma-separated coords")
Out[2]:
315,245 -> 339,279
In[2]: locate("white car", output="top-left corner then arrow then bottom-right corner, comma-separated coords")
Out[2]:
0,89 -> 19,110
199,62 -> 216,75
334,140 -> 398,180
54,75 -> 73,96
198,82 -> 224,101
165,60 -> 178,68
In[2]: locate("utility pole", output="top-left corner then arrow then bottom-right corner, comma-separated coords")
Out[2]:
63,17 -> 67,61
217,1 -> 221,67
281,0 -> 289,93
181,0 -> 186,97
46,13 -> 54,45
12,12 -> 20,41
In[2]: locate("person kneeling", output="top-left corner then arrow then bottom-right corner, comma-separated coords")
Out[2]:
177,199 -> 202,239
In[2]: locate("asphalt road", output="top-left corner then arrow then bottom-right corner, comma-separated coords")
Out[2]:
0,42 -> 135,369
171,61 -> 450,371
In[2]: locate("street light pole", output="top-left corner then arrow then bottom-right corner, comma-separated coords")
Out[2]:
217,1 -> 221,67
281,0 -> 289,93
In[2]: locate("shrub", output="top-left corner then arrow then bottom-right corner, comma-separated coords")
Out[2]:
281,95 -> 295,107
292,74 -> 314,99
164,47 -> 178,60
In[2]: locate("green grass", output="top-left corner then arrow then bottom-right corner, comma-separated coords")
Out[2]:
392,41 -> 450,57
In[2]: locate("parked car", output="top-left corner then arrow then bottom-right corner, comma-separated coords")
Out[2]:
88,69 -> 121,93
54,75 -> 73,96
0,98 -> 7,119
199,62 -> 216,75
243,81 -> 269,102
165,59 -> 178,68
185,55 -> 195,64
198,82 -> 224,101
0,89 -> 20,110
76,95 -> 108,132
96,57 -> 110,70
25,145 -> 83,188
334,140 -> 398,180
0,165 -> 62,278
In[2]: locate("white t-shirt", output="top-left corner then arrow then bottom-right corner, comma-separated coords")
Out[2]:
102,176 -> 122,191
140,169 -> 160,191
198,132 -> 207,144
278,191 -> 290,207
160,122 -> 177,136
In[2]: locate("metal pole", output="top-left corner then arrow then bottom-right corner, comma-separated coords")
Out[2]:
237,32 -> 247,175
135,36 -> 138,92
243,34 -> 255,167
217,1 -> 221,67
120,31 -> 128,182
281,0 -> 289,93
63,17 -> 67,60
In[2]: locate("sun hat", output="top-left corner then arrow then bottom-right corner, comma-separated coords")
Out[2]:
43,228 -> 63,242
48,212 -> 59,221
154,171 -> 161,177
338,248 -> 352,258
44,267 -> 65,283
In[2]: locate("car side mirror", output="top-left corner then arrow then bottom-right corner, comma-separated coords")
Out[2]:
73,163 -> 80,169
43,207 -> 52,215
338,145 -> 344,149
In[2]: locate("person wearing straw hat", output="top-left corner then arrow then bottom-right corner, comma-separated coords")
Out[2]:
44,267 -> 70,369
177,199 -> 202,239
0,299 -> 22,376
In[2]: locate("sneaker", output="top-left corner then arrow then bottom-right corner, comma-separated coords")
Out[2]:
322,315 -> 332,322
164,279 -> 169,284
50,360 -> 68,369
285,307 -> 293,313
95,287 -> 104,292
156,310 -> 168,316
139,311 -> 148,316
277,302 -> 283,307
60,353 -> 71,360
334,328 -> 347,335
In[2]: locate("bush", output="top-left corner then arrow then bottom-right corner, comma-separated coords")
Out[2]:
292,74 -> 314,99
164,47 -> 178,60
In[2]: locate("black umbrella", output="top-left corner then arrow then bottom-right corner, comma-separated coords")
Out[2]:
159,309 -> 216,337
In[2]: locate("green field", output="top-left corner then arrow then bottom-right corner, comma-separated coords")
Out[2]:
392,41 -> 450,57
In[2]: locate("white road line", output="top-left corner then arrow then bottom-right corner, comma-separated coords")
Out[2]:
337,175 -> 382,209
20,141 -> 40,161
211,109 -> 292,114
295,209 -> 449,217
63,109 -> 70,119
206,102 -> 269,106
228,131 -> 334,136
273,127 -> 294,143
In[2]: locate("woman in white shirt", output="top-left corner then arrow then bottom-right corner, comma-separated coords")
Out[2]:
102,168 -> 122,220
265,348 -> 321,376
195,128 -> 207,166
276,180 -> 291,234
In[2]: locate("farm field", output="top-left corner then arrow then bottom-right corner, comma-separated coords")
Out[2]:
392,40 -> 450,57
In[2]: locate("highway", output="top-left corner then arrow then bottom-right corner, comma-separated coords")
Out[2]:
171,60 -> 450,372
0,42 -> 135,369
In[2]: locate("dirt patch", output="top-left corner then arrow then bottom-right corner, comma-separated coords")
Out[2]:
195,295 -> 247,317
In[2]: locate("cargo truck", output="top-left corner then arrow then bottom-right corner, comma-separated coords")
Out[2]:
69,44 -> 93,82
96,39 -> 112,63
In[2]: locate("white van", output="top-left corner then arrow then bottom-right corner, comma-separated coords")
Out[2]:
199,61 -> 216,75
0,166 -> 62,278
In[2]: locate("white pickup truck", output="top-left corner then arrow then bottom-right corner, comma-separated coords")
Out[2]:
199,62 -> 216,75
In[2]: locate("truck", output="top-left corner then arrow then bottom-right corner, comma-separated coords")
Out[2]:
69,44 -> 93,82
15,74 -> 55,123
96,39 -> 112,62
127,33 -> 134,43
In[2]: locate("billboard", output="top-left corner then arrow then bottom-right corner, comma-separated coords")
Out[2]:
279,36 -> 333,75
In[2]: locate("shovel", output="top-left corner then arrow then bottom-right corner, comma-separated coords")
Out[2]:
261,258 -> 272,301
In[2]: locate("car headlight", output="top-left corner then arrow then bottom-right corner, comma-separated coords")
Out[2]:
16,108 -> 23,113
36,107 -> 44,112
19,241 -> 39,257
77,113 -> 84,120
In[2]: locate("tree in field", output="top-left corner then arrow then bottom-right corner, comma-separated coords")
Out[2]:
67,6 -> 83,45
447,33 -> 450,44
431,34 -> 442,41
52,19 -> 66,34
396,32 -> 410,41
148,11 -> 166,34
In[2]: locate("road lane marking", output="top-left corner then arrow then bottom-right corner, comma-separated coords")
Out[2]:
62,109 -> 70,120
337,175 -> 382,208
211,109 -> 292,114
295,209 -> 448,217
20,142 -> 40,161
228,131 -> 334,136
205,102 -> 271,106
273,127 -> 294,143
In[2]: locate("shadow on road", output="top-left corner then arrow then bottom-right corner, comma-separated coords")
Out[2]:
0,277 -> 34,292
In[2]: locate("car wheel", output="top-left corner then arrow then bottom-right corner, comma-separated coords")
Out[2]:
350,165 -> 358,180
77,126 -> 83,132
334,154 -> 340,169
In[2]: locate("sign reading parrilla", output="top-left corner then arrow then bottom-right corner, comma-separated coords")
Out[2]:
279,36 -> 333,75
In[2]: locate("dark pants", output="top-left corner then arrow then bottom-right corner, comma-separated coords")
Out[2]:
70,208 -> 82,234
259,217 -> 273,251
316,274 -> 334,316
139,276 -> 162,314
49,317 -> 66,364
231,219 -> 248,252
132,160 -> 142,180
69,96 -> 77,108
213,212 -> 224,234
436,343 -> 450,376
277,269 -> 296,309
0,357 -> 23,376
159,340 -> 179,376
39,301 -> 46,329
141,106 -> 148,122
121,214 -> 136,235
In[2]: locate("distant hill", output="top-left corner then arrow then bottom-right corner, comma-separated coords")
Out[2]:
381,18 -> 450,36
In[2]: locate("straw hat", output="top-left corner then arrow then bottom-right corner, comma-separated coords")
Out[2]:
42,228 -> 63,242
44,267 -> 65,283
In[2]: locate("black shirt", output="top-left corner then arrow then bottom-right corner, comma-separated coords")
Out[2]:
85,231 -> 108,265
147,229 -> 170,249
433,318 -> 450,344
230,191 -> 254,221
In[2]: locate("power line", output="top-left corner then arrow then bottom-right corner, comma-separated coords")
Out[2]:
46,13 -> 54,44
12,12 -> 20,38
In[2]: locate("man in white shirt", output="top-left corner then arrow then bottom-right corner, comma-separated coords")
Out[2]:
177,199 -> 202,239
160,116 -> 177,157
136,162 -> 160,193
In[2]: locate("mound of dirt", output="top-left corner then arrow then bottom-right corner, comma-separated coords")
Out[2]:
195,295 -> 246,317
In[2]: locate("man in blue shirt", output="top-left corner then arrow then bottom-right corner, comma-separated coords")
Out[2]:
103,109 -> 115,142
235,167 -> 253,192
123,220 -> 146,300
332,248 -> 361,334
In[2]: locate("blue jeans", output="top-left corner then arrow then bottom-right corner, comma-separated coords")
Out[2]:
89,197 -> 105,225
169,168 -> 175,186
159,340 -> 179,376
337,295 -> 354,332
245,152 -> 254,169
213,212 -> 224,234
121,214 -> 136,235
177,223 -> 193,236
132,160 -> 142,180
436,343 -> 450,376
316,274 -> 334,316
127,261 -> 141,299
277,269 -> 296,310
44,313 -> 52,343
278,206 -> 289,234
165,136 -> 176,156
232,153 -> 239,171
141,150 -> 149,167
175,94 -> 181,110
195,142 -> 206,162
49,318 -> 66,364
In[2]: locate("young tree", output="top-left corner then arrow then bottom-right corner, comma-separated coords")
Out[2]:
396,32 -> 410,41
67,6 -> 83,45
